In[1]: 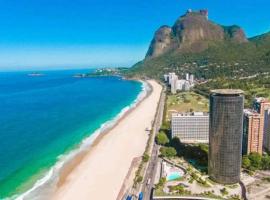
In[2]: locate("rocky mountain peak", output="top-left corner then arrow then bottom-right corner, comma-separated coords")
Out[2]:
146,10 -> 248,58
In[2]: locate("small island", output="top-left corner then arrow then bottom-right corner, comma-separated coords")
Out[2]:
28,72 -> 45,77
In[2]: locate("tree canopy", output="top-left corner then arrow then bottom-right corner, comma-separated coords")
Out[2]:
242,153 -> 270,171
156,131 -> 169,145
160,147 -> 177,157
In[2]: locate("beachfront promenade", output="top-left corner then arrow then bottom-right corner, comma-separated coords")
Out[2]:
52,80 -> 162,200
141,85 -> 166,199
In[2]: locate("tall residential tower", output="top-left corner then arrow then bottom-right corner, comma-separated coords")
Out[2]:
209,89 -> 244,184
253,98 -> 270,151
243,109 -> 263,155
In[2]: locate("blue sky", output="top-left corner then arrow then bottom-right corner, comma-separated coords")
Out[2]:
0,0 -> 269,70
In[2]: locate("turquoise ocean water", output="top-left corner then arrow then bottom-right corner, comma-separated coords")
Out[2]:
0,69 -> 142,199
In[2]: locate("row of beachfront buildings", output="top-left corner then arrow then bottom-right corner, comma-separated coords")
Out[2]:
164,72 -> 195,94
171,96 -> 270,156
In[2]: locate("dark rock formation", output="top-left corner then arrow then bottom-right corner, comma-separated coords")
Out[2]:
146,10 -> 248,58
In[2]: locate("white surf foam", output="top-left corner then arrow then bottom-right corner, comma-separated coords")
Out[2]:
9,80 -> 150,200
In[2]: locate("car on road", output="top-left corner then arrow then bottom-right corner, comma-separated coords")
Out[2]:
125,195 -> 132,200
138,192 -> 144,200
147,178 -> 151,185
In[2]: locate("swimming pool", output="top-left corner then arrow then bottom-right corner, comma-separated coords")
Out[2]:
166,171 -> 182,181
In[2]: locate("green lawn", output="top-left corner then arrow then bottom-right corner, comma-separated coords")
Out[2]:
166,92 -> 209,120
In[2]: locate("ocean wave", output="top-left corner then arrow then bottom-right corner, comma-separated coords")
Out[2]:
10,80 -> 149,200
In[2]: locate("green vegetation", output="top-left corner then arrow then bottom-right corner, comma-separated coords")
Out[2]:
142,153 -> 150,162
226,184 -> 239,189
127,33 -> 270,80
160,147 -> 177,158
155,177 -> 166,190
228,195 -> 241,200
242,153 -> 270,171
170,138 -> 208,172
135,176 -> 143,183
157,118 -> 177,158
125,31 -> 270,107
134,163 -> 143,187
194,75 -> 270,106
242,155 -> 251,169
189,172 -> 210,187
87,67 -> 129,77
156,131 -> 169,145
199,191 -> 223,199
134,118 -> 155,187
154,177 -> 168,196
168,184 -> 191,195
166,92 -> 209,119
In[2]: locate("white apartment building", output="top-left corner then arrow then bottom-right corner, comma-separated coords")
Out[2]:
190,74 -> 194,84
176,79 -> 186,91
168,73 -> 177,85
164,72 -> 195,93
186,73 -> 189,81
171,112 -> 209,143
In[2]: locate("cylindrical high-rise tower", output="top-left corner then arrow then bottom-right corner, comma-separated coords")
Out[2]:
208,89 -> 244,184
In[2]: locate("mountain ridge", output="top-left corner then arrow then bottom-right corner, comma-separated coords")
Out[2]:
127,10 -> 270,80
146,10 -> 248,59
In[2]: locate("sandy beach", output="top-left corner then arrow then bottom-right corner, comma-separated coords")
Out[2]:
52,80 -> 162,200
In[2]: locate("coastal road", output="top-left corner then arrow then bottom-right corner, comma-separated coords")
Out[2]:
141,87 -> 166,199
142,144 -> 160,199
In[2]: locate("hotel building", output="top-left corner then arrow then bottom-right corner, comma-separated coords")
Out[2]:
208,89 -> 244,184
171,112 -> 209,143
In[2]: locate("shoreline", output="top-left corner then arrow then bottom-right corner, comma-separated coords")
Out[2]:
52,80 -> 162,200
13,79 -> 149,200
56,80 -> 152,189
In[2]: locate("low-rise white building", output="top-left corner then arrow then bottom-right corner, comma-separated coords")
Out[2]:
171,112 -> 209,143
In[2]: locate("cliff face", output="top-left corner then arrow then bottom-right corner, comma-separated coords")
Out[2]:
146,11 -> 248,58
223,25 -> 248,43
128,10 -> 269,80
146,26 -> 176,58
231,28 -> 248,43
172,13 -> 225,44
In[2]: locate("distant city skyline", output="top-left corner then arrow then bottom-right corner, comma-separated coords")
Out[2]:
0,0 -> 269,70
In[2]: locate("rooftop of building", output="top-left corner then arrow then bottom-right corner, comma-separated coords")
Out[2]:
172,112 -> 209,117
211,89 -> 244,95
254,97 -> 270,103
244,109 -> 261,117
